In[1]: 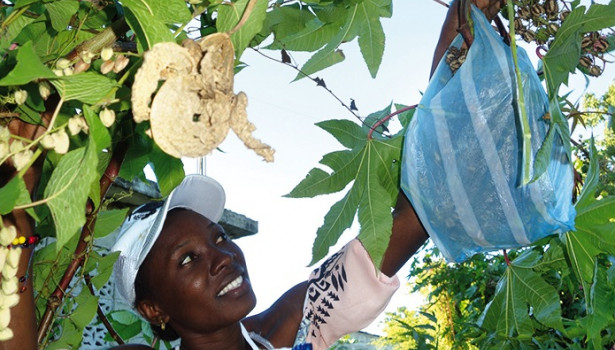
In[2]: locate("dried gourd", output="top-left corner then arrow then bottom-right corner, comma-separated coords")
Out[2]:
131,33 -> 274,161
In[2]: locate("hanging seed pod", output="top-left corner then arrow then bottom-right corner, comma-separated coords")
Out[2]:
531,3 -> 545,17
514,18 -> 524,31
579,56 -> 593,68
590,32 -> 600,41
517,7 -> 531,20
522,30 -> 536,42
449,60 -> 461,72
547,23 -> 559,35
559,10 -> 570,22
101,47 -> 114,61
581,36 -> 594,50
594,37 -> 609,53
588,65 -> 602,77
74,60 -> 90,74
545,0 -> 558,15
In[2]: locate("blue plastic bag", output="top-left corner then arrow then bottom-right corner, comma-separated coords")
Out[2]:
401,6 -> 576,262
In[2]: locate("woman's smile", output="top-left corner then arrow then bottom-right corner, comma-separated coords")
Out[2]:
217,275 -> 247,297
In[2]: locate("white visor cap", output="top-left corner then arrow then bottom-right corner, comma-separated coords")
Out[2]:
111,174 -> 226,305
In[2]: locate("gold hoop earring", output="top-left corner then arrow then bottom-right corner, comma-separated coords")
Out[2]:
160,320 -> 166,331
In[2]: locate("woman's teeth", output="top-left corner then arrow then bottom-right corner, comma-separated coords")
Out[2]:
218,276 -> 243,296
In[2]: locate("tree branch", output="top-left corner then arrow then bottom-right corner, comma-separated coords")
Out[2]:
36,142 -> 127,345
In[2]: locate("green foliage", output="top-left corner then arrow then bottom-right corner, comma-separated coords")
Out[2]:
287,105 -> 414,267
1,0 -> 614,347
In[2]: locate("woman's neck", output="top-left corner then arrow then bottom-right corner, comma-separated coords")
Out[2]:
178,322 -> 251,350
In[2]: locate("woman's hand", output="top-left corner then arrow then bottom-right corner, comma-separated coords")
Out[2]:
475,0 -> 506,21
431,0 -> 506,76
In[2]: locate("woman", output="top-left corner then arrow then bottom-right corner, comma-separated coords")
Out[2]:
110,174 -> 427,350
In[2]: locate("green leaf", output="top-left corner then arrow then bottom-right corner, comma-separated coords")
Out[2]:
356,1 -> 385,78
582,265 -> 615,345
357,176 -> 391,268
267,17 -> 338,52
0,177 -> 26,214
0,41 -> 55,86
118,127 -> 152,181
44,138 -> 99,251
71,290 -> 99,329
45,0 -> 79,32
149,144 -> 185,197
217,0 -> 268,58
94,209 -> 129,238
310,184 -> 361,265
286,149 -> 363,198
294,5 -> 358,80
512,267 -> 564,331
316,119 -> 364,149
90,251 -> 120,289
481,265 -> 563,337
82,105 -> 111,152
110,309 -> 140,325
530,118 -> 556,183
0,14 -> 35,51
543,2 -> 615,97
121,3 -> 175,51
575,1 -> 615,33
575,137 -> 599,210
50,72 -> 118,104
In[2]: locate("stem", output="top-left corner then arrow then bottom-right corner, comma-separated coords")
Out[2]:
228,0 -> 259,35
503,249 -> 511,265
0,98 -> 64,167
17,148 -> 42,178
251,47 -> 363,123
432,0 -> 450,8
66,19 -> 130,61
1,5 -> 29,31
84,274 -> 124,345
506,0 -> 532,186
368,105 -> 417,139
36,142 -> 127,345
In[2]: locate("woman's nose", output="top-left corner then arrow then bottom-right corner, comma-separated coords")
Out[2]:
210,247 -> 235,275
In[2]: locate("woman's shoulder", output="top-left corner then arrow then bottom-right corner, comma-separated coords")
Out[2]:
243,281 -> 308,347
108,344 -> 154,350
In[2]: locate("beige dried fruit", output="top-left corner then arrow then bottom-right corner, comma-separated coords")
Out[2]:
39,81 -> 51,100
14,90 -> 27,105
131,33 -> 274,161
101,47 -> 114,61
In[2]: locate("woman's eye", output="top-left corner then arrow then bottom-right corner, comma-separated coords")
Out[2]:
215,232 -> 228,244
180,254 -> 195,266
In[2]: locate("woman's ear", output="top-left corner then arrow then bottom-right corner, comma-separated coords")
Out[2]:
136,299 -> 169,325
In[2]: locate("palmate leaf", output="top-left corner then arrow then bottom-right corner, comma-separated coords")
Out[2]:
294,0 -> 390,79
564,138 -> 615,286
293,5 -> 356,80
356,0 -> 386,78
480,264 -> 563,338
288,106 -> 406,266
267,17 -> 338,52
543,1 -> 615,97
582,265 -> 615,348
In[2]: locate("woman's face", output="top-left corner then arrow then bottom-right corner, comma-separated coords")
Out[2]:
139,209 -> 257,334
